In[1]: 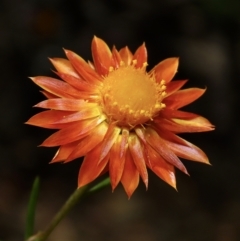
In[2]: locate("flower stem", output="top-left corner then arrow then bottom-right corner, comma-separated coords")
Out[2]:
26,178 -> 110,241
29,185 -> 88,241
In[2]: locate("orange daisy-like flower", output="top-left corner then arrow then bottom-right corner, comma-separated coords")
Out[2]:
27,36 -> 214,197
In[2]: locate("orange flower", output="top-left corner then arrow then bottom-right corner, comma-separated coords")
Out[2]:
27,36 -> 214,197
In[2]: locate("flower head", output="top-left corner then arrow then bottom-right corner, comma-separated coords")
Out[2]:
27,36 -> 214,197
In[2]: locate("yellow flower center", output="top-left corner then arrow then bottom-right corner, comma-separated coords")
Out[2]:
101,62 -> 166,127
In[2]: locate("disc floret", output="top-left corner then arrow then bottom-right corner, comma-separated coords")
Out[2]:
101,61 -> 166,127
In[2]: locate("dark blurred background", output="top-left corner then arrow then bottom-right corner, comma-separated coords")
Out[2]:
0,0 -> 239,240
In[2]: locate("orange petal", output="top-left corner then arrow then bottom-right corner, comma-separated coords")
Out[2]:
31,77 -> 81,98
91,36 -> 113,76
121,149 -> 139,198
87,60 -> 95,69
64,49 -> 101,85
40,91 -> 58,99
154,117 -> 214,133
172,117 -> 214,132
154,125 -> 210,163
98,123 -> 121,164
41,116 -> 105,147
35,98 -> 97,111
51,141 -> 79,163
135,127 -> 147,144
164,88 -> 206,109
145,145 -> 176,189
49,58 -> 80,78
78,144 -> 109,187
144,127 -> 188,175
155,125 -> 209,163
119,46 -> 133,65
26,110 -> 75,129
151,58 -> 179,83
112,46 -> 122,68
53,108 -> 100,124
66,122 -> 108,162
132,43 -> 147,68
164,138 -> 210,164
152,127 -> 188,146
165,80 -> 188,97
55,72 -> 99,93
109,129 -> 129,190
160,109 -> 200,120
128,134 -> 148,188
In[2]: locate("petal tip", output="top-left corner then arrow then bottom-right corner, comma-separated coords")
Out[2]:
49,159 -> 61,164
63,48 -> 70,55
206,161 -> 212,166
144,179 -> 148,190
29,77 -> 35,81
127,194 -> 132,200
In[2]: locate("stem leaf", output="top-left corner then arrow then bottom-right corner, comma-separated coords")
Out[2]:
25,176 -> 40,240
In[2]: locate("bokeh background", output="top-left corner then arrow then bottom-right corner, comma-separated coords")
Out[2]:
1,0 -> 240,240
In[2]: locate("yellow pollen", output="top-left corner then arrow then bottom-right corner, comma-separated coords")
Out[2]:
160,80 -> 165,85
101,65 -> 166,127
161,91 -> 167,97
161,103 -> 166,108
132,59 -> 137,65
154,103 -> 161,110
143,62 -> 148,67
161,85 -> 166,91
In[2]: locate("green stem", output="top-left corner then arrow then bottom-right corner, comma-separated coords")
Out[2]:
31,185 -> 88,241
26,178 -> 110,241
25,177 -> 40,240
